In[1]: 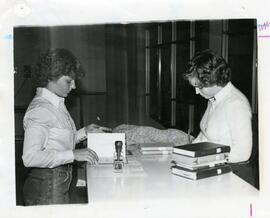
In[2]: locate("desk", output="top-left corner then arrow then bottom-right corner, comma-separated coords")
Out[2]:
87,152 -> 259,202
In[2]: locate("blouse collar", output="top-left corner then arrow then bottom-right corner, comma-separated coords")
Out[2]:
36,87 -> 65,108
210,82 -> 233,106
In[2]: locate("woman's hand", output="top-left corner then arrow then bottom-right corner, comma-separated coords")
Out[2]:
73,148 -> 99,165
85,123 -> 112,133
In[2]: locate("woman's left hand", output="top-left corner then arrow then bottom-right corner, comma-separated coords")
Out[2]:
85,123 -> 112,133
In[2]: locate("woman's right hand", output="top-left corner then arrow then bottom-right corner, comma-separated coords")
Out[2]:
73,148 -> 99,165
85,124 -> 112,133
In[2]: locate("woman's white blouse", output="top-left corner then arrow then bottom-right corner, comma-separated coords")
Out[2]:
22,88 -> 86,168
193,82 -> 253,163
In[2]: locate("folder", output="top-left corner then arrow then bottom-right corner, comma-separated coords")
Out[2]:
171,164 -> 231,180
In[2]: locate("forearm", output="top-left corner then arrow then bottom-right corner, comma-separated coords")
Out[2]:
227,103 -> 253,163
228,129 -> 252,163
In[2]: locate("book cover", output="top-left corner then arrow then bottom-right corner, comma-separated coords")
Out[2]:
173,142 -> 230,157
171,152 -> 229,165
171,164 -> 231,180
171,158 -> 228,170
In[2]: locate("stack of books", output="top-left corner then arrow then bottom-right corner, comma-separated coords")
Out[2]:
139,142 -> 174,155
171,142 -> 231,180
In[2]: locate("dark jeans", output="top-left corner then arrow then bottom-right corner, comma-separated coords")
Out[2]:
23,164 -> 73,206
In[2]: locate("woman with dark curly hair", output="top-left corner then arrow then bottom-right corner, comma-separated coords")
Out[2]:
184,49 -> 252,163
22,48 -> 111,205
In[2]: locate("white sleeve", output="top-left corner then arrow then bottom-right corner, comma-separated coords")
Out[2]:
22,108 -> 74,168
192,102 -> 210,144
192,132 -> 206,143
225,101 -> 252,163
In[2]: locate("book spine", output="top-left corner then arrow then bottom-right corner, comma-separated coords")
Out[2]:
172,172 -> 196,180
172,161 -> 227,170
196,153 -> 228,164
172,153 -> 229,165
172,148 -> 195,157
194,147 -> 231,157
171,167 -> 196,180
171,162 -> 209,170
172,153 -> 197,164
171,165 -> 231,180
196,165 -> 231,179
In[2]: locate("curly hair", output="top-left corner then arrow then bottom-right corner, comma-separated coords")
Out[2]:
33,48 -> 85,87
183,49 -> 231,87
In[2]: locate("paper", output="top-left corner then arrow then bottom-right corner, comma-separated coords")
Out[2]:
88,160 -> 146,178
87,133 -> 126,164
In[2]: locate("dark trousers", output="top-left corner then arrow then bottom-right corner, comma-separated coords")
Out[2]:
23,165 -> 73,206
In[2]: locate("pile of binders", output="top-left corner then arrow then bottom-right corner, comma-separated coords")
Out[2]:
171,142 -> 232,180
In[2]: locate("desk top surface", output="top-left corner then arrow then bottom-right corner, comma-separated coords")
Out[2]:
87,149 -> 259,202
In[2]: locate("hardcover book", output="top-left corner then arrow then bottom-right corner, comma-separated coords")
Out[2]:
171,152 -> 229,165
171,159 -> 228,170
171,164 -> 231,180
173,142 -> 230,157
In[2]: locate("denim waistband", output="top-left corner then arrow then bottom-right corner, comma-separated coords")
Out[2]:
29,164 -> 73,176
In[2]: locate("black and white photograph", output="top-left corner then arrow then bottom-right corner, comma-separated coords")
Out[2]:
14,19 -> 259,206
1,0 -> 270,217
